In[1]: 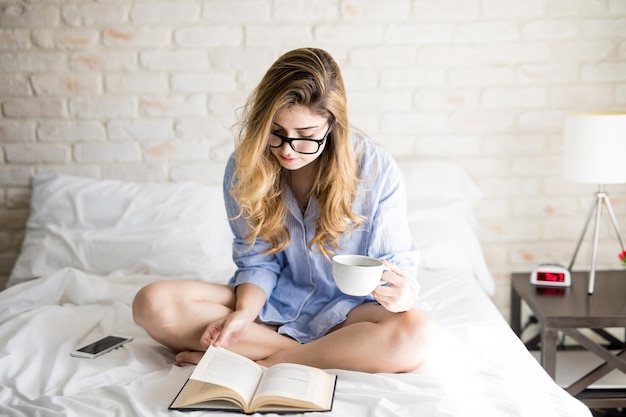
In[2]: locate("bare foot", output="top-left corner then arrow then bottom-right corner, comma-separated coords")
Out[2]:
256,358 -> 270,368
175,350 -> 204,366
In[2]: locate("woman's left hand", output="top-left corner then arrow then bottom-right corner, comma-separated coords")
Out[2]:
372,260 -> 417,313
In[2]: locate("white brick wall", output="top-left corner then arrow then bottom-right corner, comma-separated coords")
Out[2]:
1,0 -> 626,321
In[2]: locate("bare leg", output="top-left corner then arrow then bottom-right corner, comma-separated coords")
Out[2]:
259,303 -> 438,373
132,280 -> 298,363
133,281 -> 437,372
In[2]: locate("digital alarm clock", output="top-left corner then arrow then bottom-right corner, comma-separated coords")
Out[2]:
530,264 -> 571,287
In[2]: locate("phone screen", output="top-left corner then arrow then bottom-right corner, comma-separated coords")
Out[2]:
77,335 -> 129,354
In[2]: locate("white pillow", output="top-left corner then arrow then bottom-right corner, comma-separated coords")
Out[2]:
397,159 -> 483,227
397,159 -> 495,295
8,174 -> 235,287
10,160 -> 495,295
409,212 -> 495,295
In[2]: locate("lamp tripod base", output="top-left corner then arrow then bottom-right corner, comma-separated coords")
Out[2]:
568,187 -> 625,295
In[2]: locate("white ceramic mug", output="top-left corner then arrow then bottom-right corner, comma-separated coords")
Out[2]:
332,254 -> 389,296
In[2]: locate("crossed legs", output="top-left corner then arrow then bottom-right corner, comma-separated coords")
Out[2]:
132,279 -> 437,373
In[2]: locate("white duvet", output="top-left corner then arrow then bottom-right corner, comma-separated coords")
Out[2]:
0,268 -> 590,417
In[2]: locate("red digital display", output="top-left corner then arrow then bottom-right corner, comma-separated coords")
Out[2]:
537,272 -> 566,282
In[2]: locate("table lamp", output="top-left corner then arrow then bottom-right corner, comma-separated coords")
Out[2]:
563,112 -> 626,294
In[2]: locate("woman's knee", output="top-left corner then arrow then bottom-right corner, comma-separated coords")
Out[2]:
132,280 -> 235,328
388,309 -> 439,372
132,281 -> 176,328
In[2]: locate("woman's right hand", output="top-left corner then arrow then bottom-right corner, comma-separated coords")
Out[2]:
200,309 -> 256,350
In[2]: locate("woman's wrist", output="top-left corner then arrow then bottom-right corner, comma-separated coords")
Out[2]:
235,283 -> 267,320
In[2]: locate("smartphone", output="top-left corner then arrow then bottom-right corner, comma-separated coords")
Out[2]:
70,335 -> 133,359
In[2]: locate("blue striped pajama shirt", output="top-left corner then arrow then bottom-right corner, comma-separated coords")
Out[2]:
223,132 -> 419,343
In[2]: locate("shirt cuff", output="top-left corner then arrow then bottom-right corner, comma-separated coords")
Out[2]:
232,268 -> 278,299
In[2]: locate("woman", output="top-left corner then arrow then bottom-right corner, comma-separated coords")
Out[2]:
133,48 -> 437,373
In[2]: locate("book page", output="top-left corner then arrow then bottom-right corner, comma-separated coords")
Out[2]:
170,379 -> 245,410
190,346 -> 263,407
250,363 -> 336,411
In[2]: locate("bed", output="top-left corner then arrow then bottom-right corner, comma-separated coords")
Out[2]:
0,159 -> 591,417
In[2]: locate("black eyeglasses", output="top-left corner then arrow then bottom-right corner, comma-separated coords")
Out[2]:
268,121 -> 333,155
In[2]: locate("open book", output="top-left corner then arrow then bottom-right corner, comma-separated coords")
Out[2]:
169,346 -> 337,414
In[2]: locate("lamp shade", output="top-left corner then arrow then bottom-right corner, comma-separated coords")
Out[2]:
563,112 -> 626,184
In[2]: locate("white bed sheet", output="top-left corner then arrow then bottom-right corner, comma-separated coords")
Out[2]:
0,268 -> 591,417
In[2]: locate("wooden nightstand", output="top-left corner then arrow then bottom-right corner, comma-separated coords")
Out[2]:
510,270 -> 626,408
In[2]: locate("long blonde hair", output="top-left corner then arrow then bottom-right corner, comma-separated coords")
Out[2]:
231,48 -> 362,258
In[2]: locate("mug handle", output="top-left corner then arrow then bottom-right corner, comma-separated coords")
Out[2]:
378,265 -> 391,286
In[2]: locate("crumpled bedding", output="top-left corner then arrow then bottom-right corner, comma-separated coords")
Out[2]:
0,268 -> 590,417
